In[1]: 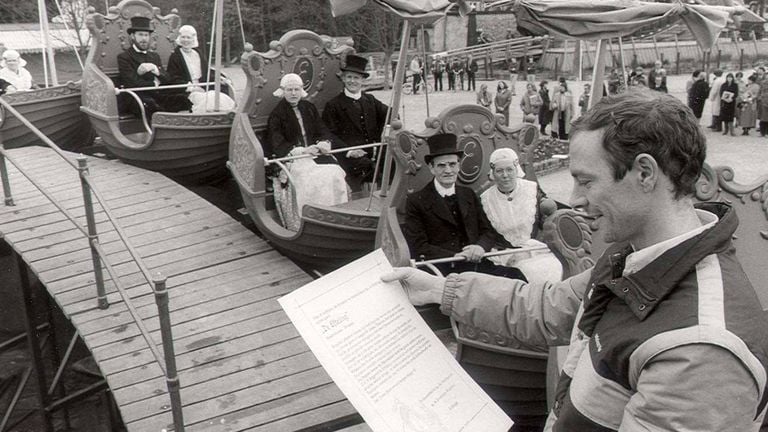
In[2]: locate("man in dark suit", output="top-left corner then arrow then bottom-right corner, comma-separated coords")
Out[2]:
117,16 -> 191,121
322,54 -> 389,192
466,55 -> 478,92
404,133 -> 526,279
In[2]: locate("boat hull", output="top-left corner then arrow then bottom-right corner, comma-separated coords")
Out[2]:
0,83 -> 94,151
257,205 -> 378,274
84,108 -> 233,184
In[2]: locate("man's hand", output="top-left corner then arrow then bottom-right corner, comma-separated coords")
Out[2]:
457,244 -> 484,263
346,149 -> 367,159
314,140 -> 332,154
137,63 -> 159,76
381,267 -> 445,306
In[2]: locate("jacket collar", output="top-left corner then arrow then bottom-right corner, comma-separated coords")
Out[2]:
590,202 -> 738,321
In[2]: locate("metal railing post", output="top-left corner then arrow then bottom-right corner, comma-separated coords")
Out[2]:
0,143 -> 15,206
76,156 -> 108,309
153,272 -> 184,432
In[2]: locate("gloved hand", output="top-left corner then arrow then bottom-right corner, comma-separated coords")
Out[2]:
346,149 -> 367,158
380,267 -> 446,306
457,244 -> 484,263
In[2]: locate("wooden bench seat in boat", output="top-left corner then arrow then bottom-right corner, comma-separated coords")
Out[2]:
228,29 -> 390,273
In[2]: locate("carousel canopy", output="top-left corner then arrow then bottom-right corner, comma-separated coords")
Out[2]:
329,0 -> 470,19
512,0 -> 740,49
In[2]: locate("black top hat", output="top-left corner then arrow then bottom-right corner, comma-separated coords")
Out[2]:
127,16 -> 154,34
424,133 -> 463,164
340,54 -> 369,78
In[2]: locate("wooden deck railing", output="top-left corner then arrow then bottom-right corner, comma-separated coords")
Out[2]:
0,98 -> 185,431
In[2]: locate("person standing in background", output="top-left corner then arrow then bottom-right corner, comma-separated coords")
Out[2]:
466,55 -> 478,92
687,70 -> 709,124
477,83 -> 493,109
432,55 -> 444,92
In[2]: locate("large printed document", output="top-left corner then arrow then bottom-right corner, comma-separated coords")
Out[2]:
279,249 -> 513,431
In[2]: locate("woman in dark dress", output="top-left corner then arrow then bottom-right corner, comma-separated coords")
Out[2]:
687,70 -> 709,123
719,73 -> 739,136
266,73 -> 348,230
166,25 -> 234,110
265,74 -> 336,164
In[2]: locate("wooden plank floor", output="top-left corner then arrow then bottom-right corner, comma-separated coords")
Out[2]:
0,146 -> 367,431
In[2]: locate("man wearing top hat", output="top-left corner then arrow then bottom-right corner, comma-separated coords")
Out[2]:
322,54 -> 389,192
117,16 -> 191,121
403,133 -> 527,279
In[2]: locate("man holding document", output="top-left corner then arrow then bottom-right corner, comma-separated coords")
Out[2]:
383,90 -> 768,431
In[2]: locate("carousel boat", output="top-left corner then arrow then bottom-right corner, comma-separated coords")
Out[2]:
228,29 -> 387,274
1,0 -> 94,151
80,0 -> 233,184
1,82 -> 94,150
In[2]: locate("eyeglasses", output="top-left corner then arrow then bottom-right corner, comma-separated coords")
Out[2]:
434,161 -> 458,170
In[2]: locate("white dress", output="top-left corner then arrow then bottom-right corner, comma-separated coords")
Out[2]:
273,147 -> 349,231
0,67 -> 33,91
480,179 -> 562,285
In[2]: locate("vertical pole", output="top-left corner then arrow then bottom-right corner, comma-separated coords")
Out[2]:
419,25 -> 430,118
76,157 -> 108,310
589,39 -> 608,109
716,49 -> 721,69
618,35 -> 627,90
153,273 -> 184,432
38,0 -> 58,86
0,144 -> 14,206
740,48 -> 744,71
17,250 -> 54,432
674,33 -> 680,75
213,0 -> 224,111
379,20 -> 412,199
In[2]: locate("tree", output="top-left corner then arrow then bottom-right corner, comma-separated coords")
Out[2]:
335,3 -> 404,87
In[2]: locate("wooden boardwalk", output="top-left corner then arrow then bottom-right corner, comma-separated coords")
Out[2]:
0,146 -> 366,431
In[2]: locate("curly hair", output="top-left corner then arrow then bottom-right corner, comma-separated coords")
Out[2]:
571,89 -> 706,199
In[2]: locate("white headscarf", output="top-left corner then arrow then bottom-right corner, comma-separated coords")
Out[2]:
272,73 -> 309,98
175,25 -> 199,49
1,50 -> 27,68
489,148 -> 525,179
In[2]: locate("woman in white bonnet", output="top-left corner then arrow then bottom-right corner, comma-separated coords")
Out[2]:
480,147 -> 562,285
0,50 -> 34,93
267,73 -> 349,231
166,25 -> 235,112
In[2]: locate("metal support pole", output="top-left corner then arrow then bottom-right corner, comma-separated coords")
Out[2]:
44,294 -> 71,430
17,252 -> 54,432
0,144 -> 14,206
76,157 -> 108,310
153,273 -> 184,432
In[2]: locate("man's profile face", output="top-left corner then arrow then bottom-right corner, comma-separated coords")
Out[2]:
569,129 -> 646,244
131,31 -> 151,51
429,154 -> 460,189
341,71 -> 363,94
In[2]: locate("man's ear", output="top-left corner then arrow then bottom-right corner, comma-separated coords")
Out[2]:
633,153 -> 659,192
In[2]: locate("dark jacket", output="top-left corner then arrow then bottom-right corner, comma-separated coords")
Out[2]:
266,99 -> 332,158
117,45 -> 172,89
322,91 -> 388,166
404,181 -> 497,259
167,47 -> 210,85
688,79 -> 710,118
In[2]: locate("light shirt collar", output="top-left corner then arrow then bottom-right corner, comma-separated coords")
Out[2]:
433,179 -> 455,197
622,209 -> 718,277
132,44 -> 148,54
344,88 -> 362,100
